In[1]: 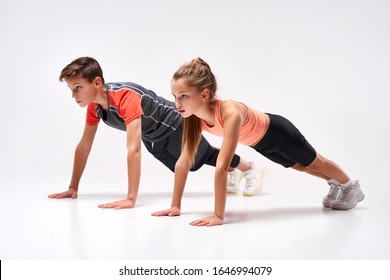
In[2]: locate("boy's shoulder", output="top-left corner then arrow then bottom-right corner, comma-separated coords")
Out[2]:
105,82 -> 148,93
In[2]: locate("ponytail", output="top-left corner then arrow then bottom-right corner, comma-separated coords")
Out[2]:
182,115 -> 202,167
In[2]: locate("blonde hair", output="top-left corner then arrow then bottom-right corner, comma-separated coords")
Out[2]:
173,58 -> 217,166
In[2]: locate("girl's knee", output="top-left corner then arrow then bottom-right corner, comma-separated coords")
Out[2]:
307,154 -> 326,171
291,164 -> 306,172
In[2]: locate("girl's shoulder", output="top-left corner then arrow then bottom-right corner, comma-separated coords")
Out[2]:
219,99 -> 247,120
220,99 -> 241,110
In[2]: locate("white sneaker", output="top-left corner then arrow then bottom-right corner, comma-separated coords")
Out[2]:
322,182 -> 340,208
331,180 -> 365,210
227,168 -> 242,193
243,162 -> 264,196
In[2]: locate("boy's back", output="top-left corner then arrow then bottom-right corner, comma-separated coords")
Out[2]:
87,82 -> 182,142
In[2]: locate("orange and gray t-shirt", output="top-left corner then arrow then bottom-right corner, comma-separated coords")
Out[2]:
86,82 -> 181,142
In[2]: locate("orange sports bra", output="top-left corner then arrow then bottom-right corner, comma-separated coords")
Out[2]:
200,100 -> 268,146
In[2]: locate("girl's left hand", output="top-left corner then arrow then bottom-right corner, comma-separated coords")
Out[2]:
98,198 -> 135,209
190,215 -> 223,227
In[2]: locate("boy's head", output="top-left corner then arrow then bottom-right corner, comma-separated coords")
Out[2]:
60,57 -> 106,108
59,57 -> 105,84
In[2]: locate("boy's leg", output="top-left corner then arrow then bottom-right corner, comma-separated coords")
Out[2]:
191,135 -> 241,171
163,125 -> 241,171
142,139 -> 178,172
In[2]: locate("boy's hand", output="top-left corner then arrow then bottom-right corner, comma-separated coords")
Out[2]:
98,198 -> 135,209
48,189 -> 78,199
151,206 -> 181,217
190,215 -> 223,227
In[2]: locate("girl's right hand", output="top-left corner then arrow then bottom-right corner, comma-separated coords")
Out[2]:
48,188 -> 78,199
151,206 -> 181,217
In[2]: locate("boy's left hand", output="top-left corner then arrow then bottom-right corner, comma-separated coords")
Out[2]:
98,199 -> 135,209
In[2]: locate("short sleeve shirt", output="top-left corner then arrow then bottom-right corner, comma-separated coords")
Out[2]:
86,82 -> 182,142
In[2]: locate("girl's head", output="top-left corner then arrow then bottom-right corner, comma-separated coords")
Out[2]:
172,57 -> 217,100
172,58 -> 217,166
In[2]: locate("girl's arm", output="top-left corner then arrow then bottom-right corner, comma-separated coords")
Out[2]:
151,151 -> 191,217
98,117 -> 142,209
48,124 -> 98,199
190,101 -> 245,227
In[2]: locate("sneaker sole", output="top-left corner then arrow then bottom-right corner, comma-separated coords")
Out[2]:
331,191 -> 365,210
322,200 -> 333,208
243,166 -> 265,196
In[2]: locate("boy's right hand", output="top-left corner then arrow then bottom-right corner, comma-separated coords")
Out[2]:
151,206 -> 181,217
48,189 -> 78,199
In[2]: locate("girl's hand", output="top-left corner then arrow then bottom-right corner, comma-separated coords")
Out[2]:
190,215 -> 223,227
98,198 -> 135,209
48,189 -> 78,199
151,206 -> 181,217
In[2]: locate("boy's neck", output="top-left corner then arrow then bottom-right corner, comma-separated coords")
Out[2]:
95,86 -> 108,110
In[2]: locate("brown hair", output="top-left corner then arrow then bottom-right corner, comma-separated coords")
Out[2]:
59,57 -> 105,83
173,57 -> 217,166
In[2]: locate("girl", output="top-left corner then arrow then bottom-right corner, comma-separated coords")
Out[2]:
154,57 -> 364,227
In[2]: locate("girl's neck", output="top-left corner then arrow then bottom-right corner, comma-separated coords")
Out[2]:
196,100 -> 218,127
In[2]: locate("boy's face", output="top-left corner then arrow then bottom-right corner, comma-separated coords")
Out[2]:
66,76 -> 99,108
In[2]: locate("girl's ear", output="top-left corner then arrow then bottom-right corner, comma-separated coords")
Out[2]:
201,88 -> 210,101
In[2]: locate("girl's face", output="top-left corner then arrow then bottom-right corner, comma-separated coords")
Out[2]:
66,76 -> 99,107
171,78 -> 205,118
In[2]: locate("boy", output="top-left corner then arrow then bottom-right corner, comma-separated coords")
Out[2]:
48,57 -> 262,209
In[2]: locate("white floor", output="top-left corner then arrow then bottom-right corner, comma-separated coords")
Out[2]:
1,161 -> 388,260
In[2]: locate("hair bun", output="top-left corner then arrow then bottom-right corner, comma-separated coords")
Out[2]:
191,57 -> 210,69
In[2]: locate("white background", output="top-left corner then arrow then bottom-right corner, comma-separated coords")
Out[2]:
1,0 -> 389,273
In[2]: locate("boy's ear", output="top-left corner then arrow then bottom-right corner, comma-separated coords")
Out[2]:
94,77 -> 103,86
201,88 -> 210,101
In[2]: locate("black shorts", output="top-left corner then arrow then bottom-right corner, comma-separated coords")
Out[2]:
251,114 -> 317,168
143,124 -> 241,172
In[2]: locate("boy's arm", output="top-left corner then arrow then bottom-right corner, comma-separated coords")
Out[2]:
48,124 -> 97,199
151,152 -> 191,217
98,117 -> 142,209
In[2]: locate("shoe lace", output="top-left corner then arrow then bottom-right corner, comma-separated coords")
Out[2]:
245,170 -> 256,187
327,183 -> 340,199
336,186 -> 350,200
228,171 -> 238,185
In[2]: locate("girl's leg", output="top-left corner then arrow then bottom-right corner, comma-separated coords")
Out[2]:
291,163 -> 331,180
291,154 -> 364,209
293,153 -> 349,184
